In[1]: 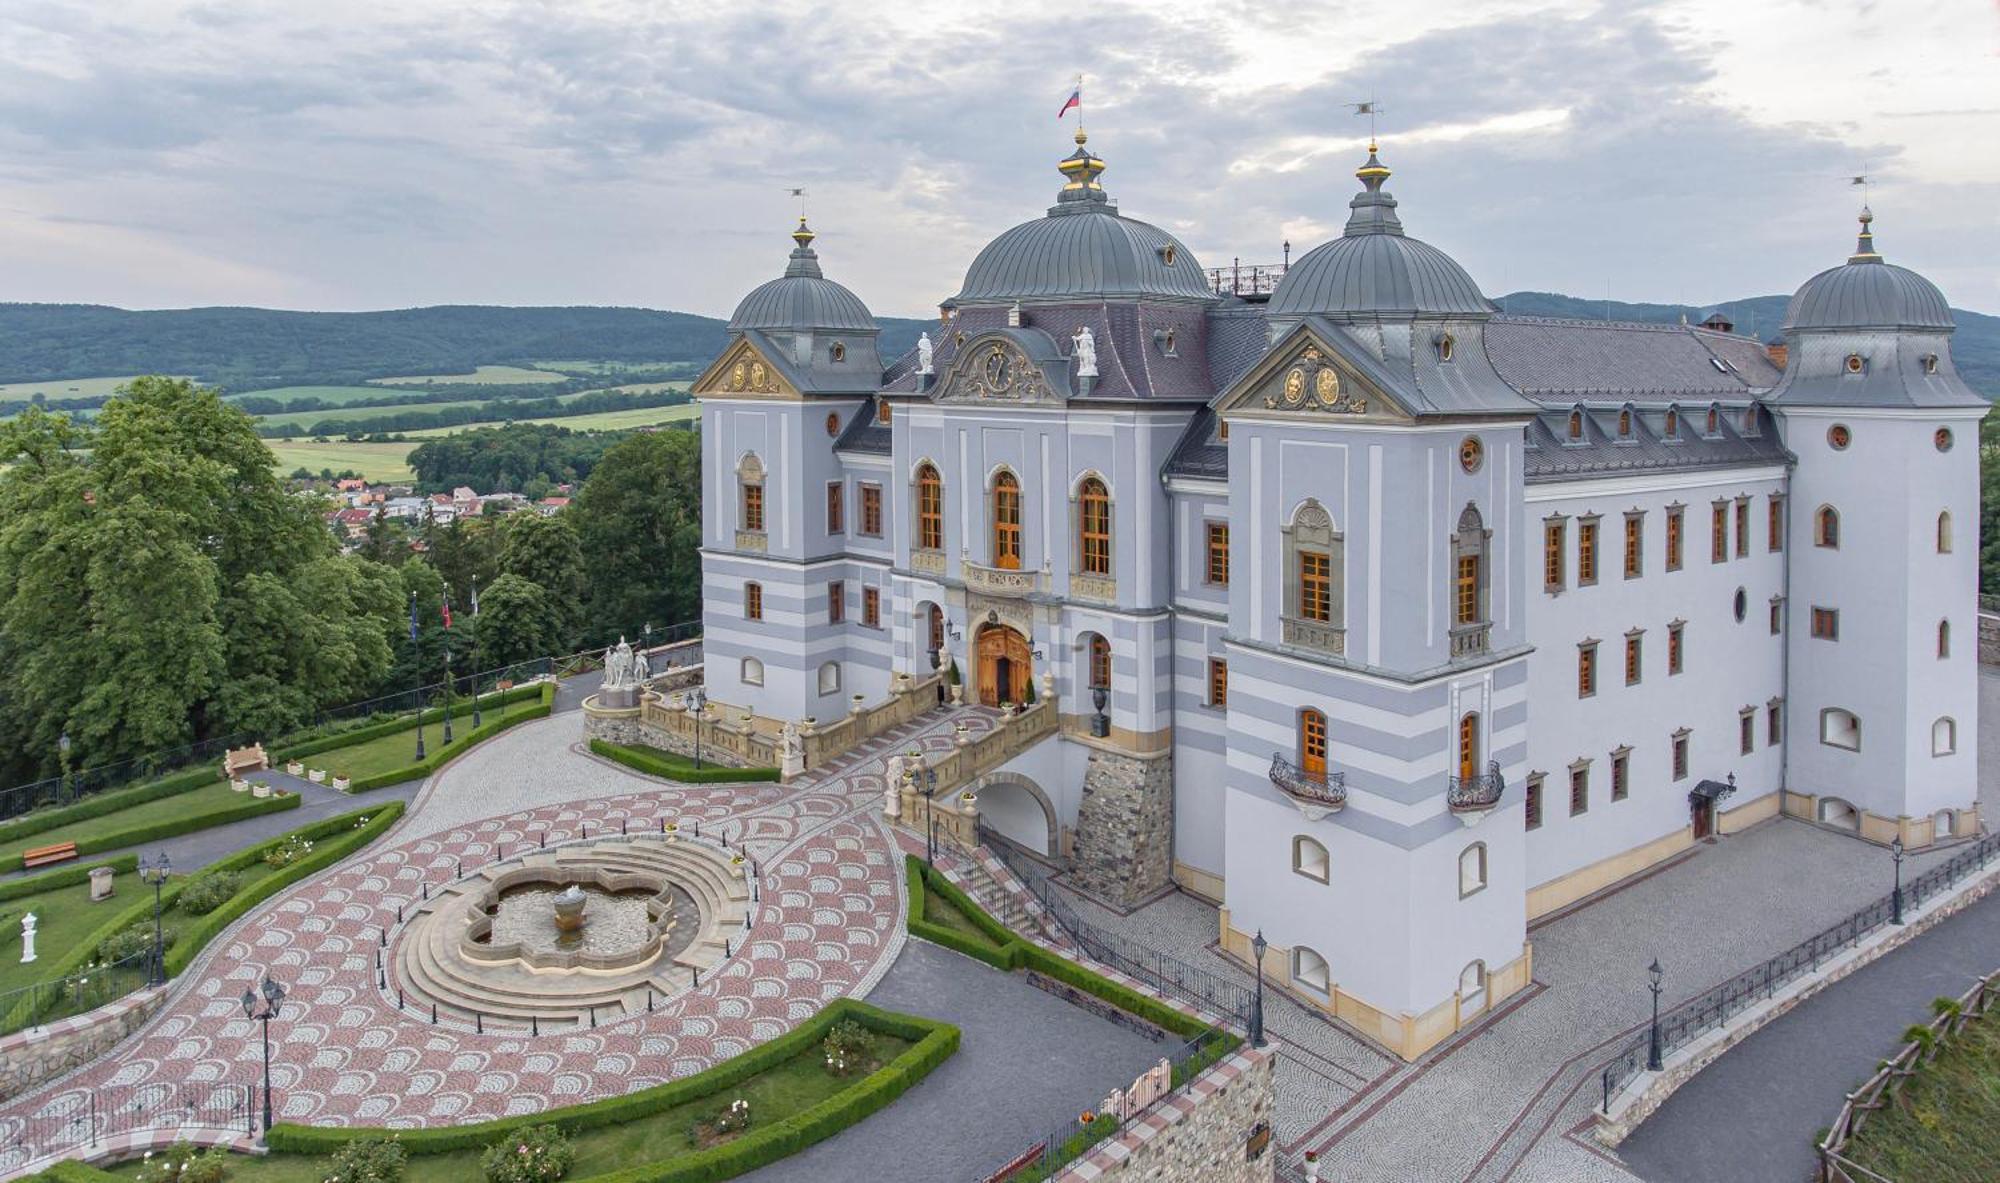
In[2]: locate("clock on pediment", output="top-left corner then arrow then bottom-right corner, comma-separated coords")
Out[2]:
952,339 -> 1055,403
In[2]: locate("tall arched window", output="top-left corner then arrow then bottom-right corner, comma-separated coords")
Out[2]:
737,453 -> 766,534
1457,713 -> 1481,782
1284,500 -> 1344,654
743,582 -> 763,621
1299,708 -> 1329,784
1938,619 -> 1951,659
1077,476 -> 1112,576
1292,946 -> 1330,995
915,463 -> 944,552
1088,633 -> 1112,691
1566,409 -> 1584,439
1937,511 -> 1952,554
991,471 -> 1022,569
1451,504 -> 1490,655
1814,505 -> 1840,549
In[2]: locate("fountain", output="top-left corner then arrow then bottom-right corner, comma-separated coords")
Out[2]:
552,884 -> 589,936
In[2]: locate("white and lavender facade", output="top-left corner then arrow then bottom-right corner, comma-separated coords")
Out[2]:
689,138 -> 1986,1059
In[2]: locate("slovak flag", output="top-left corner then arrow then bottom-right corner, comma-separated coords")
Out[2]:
1057,81 -> 1081,119
441,593 -> 453,630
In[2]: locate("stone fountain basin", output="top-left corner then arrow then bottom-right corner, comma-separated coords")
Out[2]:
459,865 -> 678,973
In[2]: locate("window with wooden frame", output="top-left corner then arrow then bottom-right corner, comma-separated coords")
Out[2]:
1671,729 -> 1690,780
1298,549 -> 1332,623
1578,516 -> 1600,586
1711,500 -> 1728,563
1078,477 -> 1112,576
1544,517 -> 1568,593
742,480 -> 765,533
1285,501 -> 1343,637
1525,774 -> 1545,830
1088,633 -> 1112,691
1734,497 -> 1750,558
1205,522 -> 1230,586
1625,630 -> 1643,685
1577,640 -> 1598,697
915,463 -> 944,552
1667,621 -> 1685,674
1665,504 -> 1685,571
1453,504 -> 1489,630
1740,708 -> 1755,754
1569,763 -> 1589,815
1624,512 -> 1644,579
992,471 -> 1023,569
1611,748 -> 1630,801
825,481 -> 845,534
1207,658 -> 1228,707
744,582 -> 763,621
1567,409 -> 1584,440
876,397 -> 892,424
1768,495 -> 1785,552
1298,709 -> 1329,784
827,581 -> 845,624
1811,607 -> 1839,640
862,586 -> 880,628
859,484 -> 883,537
1815,506 -> 1839,549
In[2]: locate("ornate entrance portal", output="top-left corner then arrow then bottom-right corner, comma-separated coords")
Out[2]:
976,624 -> 1032,707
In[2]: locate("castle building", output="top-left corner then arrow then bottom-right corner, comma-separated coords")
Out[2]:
689,131 -> 1986,1059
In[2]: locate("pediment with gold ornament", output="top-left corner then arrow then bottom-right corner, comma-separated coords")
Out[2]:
1214,326 -> 1411,424
692,338 -> 798,399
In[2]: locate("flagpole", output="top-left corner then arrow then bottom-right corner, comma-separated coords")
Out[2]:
410,590 -> 427,762
441,645 -> 454,745
469,576 -> 483,729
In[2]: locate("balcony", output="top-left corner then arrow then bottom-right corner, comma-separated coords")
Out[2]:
1449,622 -> 1491,659
1207,259 -> 1288,301
1069,573 -> 1117,604
963,560 -> 1041,599
1269,752 -> 1347,820
1447,762 -> 1505,826
1282,617 -> 1347,657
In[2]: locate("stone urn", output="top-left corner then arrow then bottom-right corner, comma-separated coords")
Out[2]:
953,720 -> 971,748
230,779 -> 250,793
960,791 -> 978,816
1001,703 -> 1019,721
948,682 -> 964,707
850,694 -> 866,716
552,885 -> 589,934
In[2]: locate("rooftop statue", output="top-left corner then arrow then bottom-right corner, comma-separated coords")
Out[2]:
917,332 -> 934,375
1073,326 -> 1098,377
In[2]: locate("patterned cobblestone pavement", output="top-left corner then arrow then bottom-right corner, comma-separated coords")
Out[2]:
0,705 -> 998,1153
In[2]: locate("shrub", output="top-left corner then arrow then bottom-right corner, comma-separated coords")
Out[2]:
132,1140 -> 229,1183
263,834 -> 315,869
99,921 -> 173,963
480,1124 -> 574,1183
177,871 -> 243,916
821,1019 -> 873,1077
587,739 -> 777,785
324,1136 -> 408,1183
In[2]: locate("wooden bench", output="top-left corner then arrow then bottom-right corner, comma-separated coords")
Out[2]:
222,743 -> 270,779
22,842 -> 78,870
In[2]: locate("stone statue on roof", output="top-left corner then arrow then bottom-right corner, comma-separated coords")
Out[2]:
917,332 -> 934,375
1073,326 -> 1098,378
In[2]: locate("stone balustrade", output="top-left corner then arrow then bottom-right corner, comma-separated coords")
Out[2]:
895,695 -> 1059,849
630,671 -> 946,779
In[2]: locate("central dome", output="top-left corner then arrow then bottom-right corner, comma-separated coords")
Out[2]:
1782,210 -> 1953,333
953,132 -> 1214,305
1269,144 -> 1492,321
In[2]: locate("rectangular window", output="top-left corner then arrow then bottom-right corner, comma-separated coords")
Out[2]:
1207,659 -> 1228,708
825,482 -> 844,534
1811,607 -> 1839,640
743,483 -> 765,533
1569,766 -> 1589,816
1624,513 -> 1644,579
744,583 -> 763,621
1671,731 -> 1690,781
876,398 -> 891,424
1611,751 -> 1630,801
1665,505 -> 1684,571
1740,709 -> 1755,755
1668,622 -> 1685,675
1525,775 -> 1544,831
1768,700 -> 1783,745
1711,501 -> 1728,563
827,580 -> 845,624
1578,641 -> 1598,698
1544,518 -> 1567,593
1735,497 -> 1750,558
1768,495 -> 1785,552
1298,550 -> 1332,623
860,484 -> 883,537
1455,553 -> 1480,626
1578,517 -> 1600,586
1770,597 -> 1783,636
1625,633 -> 1643,685
862,586 -> 880,628
1205,522 -> 1230,586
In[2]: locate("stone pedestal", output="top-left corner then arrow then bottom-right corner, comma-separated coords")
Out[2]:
1069,748 -> 1174,910
89,867 -> 114,902
597,684 -> 640,710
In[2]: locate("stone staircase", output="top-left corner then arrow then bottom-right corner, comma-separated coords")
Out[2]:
951,851 -> 1038,937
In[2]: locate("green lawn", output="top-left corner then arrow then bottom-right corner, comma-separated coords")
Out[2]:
265,439 -> 415,481
922,881 -> 1010,953
531,359 -> 690,375
0,875 -> 145,995
102,1033 -> 915,1181
0,375 -> 191,402
306,695 -> 544,780
400,402 -> 698,437
370,365 -> 568,386
252,397 -> 493,432
0,780 -> 270,867
227,385 -> 410,407
1841,1005 -> 2000,1182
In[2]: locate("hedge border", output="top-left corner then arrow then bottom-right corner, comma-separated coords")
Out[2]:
266,998 -> 957,1163
273,682 -> 548,763
904,858 -> 1019,971
0,767 -> 219,849
48,789 -> 301,867
339,683 -> 556,792
587,739 -> 780,786
24,1162 -> 120,1181
0,855 -> 141,904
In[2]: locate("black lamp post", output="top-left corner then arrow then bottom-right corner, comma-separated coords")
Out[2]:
241,973 -> 287,1137
1891,836 -> 1906,925
440,648 -> 454,745
921,767 -> 940,866
1250,930 -> 1267,1048
57,732 -> 72,804
1645,959 -> 1665,1071
685,688 -> 707,769
139,852 -> 172,985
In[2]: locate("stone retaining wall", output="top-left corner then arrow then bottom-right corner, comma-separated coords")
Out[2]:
1979,613 -> 2000,666
1069,747 -> 1174,910
1056,1044 -> 1276,1183
0,988 -> 166,1101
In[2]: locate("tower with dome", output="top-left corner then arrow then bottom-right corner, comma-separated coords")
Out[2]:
682,129 -> 1986,1060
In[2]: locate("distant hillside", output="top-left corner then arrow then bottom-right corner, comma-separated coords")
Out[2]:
0,304 -> 932,391
1494,291 -> 2000,397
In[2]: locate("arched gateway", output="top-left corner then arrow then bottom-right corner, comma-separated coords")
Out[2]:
976,623 -> 1033,707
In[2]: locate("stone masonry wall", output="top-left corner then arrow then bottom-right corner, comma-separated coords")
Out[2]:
1057,1045 -> 1277,1183
581,709 -> 749,769
1069,748 -> 1173,910
0,988 -> 165,1101
1979,613 -> 2000,666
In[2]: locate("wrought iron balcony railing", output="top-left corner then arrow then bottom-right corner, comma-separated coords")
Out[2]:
1447,762 -> 1505,813
1269,753 -> 1346,812
1207,260 -> 1288,299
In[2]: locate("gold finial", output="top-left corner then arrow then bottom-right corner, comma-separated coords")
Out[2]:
1075,126 -> 1088,146
1849,205 -> 1880,263
1356,139 -> 1390,185
792,215 -> 815,249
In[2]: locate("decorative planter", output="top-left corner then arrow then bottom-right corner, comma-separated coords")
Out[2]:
332,776 -> 351,792
953,721 -> 971,748
948,683 -> 964,706
252,783 -> 272,799
1001,704 -> 1019,720
308,768 -> 327,784
850,694 -> 866,716
230,779 -> 250,793
960,792 -> 978,816
286,762 -> 304,776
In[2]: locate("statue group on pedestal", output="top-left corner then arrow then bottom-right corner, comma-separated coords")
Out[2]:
603,636 -> 651,691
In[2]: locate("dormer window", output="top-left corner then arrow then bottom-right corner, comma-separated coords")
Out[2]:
1664,408 -> 1680,439
830,340 -> 847,363
876,398 -> 892,425
1218,420 -> 1230,442
1153,327 -> 1178,357
1708,357 -> 1729,373
825,412 -> 841,437
1845,353 -> 1865,374
1437,332 -> 1457,363
1742,407 -> 1759,436
1161,243 -> 1178,267
1617,408 -> 1633,438
1922,353 -> 1940,375
1567,409 -> 1584,440
1704,404 -> 1720,436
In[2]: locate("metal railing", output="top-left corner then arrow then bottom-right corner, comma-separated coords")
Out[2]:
1447,763 -> 1505,813
0,951 -> 151,1039
1600,828 -> 2000,1110
1269,753 -> 1347,811
0,1080 -> 252,1176
1207,259 -> 1288,299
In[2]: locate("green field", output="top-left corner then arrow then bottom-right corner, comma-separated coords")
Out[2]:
1841,1004 -> 2000,1182
370,365 -> 567,386
0,375 -> 188,401
254,397 -> 494,432
400,403 -> 699,437
226,384 -> 410,407
0,875 -> 140,994
266,439 -> 416,481
532,359 -> 690,375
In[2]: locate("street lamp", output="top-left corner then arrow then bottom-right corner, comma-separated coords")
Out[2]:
139,852 -> 172,986
1250,930 -> 1267,1049
685,687 -> 708,770
57,732 -> 71,804
440,648 -> 454,745
920,767 -> 940,866
241,973 -> 287,1137
1891,837 -> 1906,925
1645,960 -> 1665,1071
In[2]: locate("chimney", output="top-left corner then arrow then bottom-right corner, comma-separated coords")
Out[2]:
1765,340 -> 1789,369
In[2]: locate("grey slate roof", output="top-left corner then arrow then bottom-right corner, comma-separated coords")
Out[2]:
1763,329 -> 1988,410
1299,316 -> 1540,417
1783,214 -> 1954,333
954,207 -> 1216,306
1163,405 -> 1227,482
1206,306 -> 1269,392
728,225 -> 877,334
1484,317 -> 1781,401
736,327 -> 883,397
1523,401 -> 1793,482
832,402 -> 891,455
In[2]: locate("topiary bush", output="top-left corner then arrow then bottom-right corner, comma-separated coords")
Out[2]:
324,1135 -> 408,1183
132,1139 -> 229,1183
176,871 -> 243,916
480,1124 -> 573,1183
99,921 -> 173,963
821,1018 -> 874,1077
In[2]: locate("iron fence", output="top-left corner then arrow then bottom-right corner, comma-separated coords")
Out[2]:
0,1080 -> 252,1176
0,951 -> 152,1038
1600,827 -> 2000,1110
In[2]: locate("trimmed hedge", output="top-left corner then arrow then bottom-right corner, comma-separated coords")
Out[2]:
587,739 -> 779,786
0,767 -> 219,849
273,682 -> 550,763
266,998 -> 956,1160
24,1163 -> 121,1181
903,858 -> 1019,971
341,683 -> 557,793
54,789 -> 300,864
0,854 -> 141,903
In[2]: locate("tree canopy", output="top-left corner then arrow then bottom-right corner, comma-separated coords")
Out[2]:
568,430 -> 703,645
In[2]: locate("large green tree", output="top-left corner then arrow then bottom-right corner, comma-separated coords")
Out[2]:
568,430 -> 702,645
500,512 -> 584,648
473,574 -> 560,668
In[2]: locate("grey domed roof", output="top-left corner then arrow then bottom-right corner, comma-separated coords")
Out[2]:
728,220 -> 876,334
953,132 -> 1214,305
1270,145 -> 1493,321
1783,211 -> 1953,333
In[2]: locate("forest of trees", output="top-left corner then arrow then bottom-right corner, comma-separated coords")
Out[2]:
405,423 -> 632,494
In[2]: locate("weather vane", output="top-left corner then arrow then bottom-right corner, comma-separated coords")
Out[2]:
785,187 -> 808,220
1350,99 -> 1384,140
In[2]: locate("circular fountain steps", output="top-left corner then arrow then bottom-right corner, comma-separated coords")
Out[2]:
390,834 -> 752,1031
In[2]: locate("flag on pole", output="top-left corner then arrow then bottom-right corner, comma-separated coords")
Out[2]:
407,591 -> 419,642
1057,78 -> 1081,120
470,578 -> 480,618
441,593 -> 453,630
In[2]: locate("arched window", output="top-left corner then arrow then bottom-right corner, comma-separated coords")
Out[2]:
743,582 -> 763,620
1077,476 -> 1112,576
1298,708 -> 1329,784
1814,506 -> 1840,549
991,470 -> 1022,569
1292,836 -> 1329,883
926,603 -> 945,657
1292,946 -> 1330,995
1459,961 -> 1488,1013
1088,633 -> 1112,691
915,463 -> 944,552
1458,843 -> 1488,898
1705,404 -> 1719,436
817,661 -> 841,695
1820,707 -> 1861,752
737,453 -> 766,534
1567,409 -> 1584,440
1932,717 -> 1957,756
1451,504 -> 1489,651
1937,511 -> 1952,554
740,656 -> 765,686
1617,408 -> 1632,437
1284,500 -> 1344,653
1457,713 -> 1481,782
1939,619 -> 1951,659
1664,407 -> 1680,438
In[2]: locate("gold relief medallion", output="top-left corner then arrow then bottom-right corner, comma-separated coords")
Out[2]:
1314,367 -> 1340,405
1284,368 -> 1305,401
750,361 -> 767,389
730,360 -> 747,390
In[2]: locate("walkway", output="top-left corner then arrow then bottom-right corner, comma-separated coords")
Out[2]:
1618,884 -> 2000,1183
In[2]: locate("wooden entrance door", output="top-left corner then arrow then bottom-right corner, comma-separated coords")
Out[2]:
976,625 -> 1032,707
1457,713 -> 1480,782
1692,797 -> 1714,840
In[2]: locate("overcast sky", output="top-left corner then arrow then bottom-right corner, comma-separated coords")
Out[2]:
1,0 -> 1994,321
